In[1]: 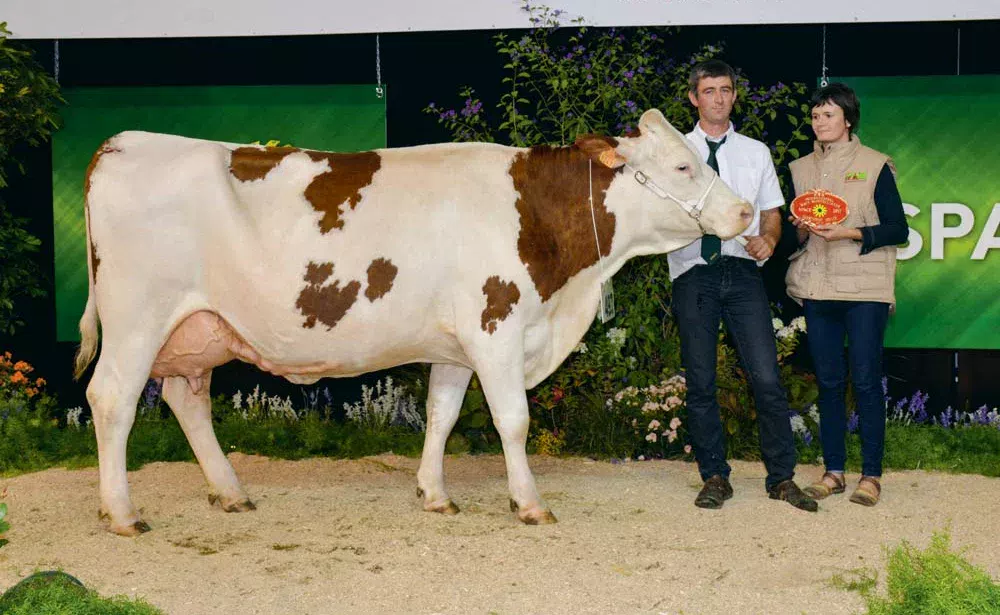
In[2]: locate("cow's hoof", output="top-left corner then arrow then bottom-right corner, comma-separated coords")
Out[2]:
424,499 -> 460,515
511,500 -> 557,525
110,520 -> 152,536
208,493 -> 256,513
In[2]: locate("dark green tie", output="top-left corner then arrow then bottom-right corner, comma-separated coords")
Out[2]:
700,135 -> 727,264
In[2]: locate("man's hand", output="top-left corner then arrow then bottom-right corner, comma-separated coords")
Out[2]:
744,235 -> 776,260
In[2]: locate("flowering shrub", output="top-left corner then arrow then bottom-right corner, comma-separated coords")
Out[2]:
232,385 -> 298,422
0,351 -> 46,399
343,376 -> 425,432
613,374 -> 690,458
424,1 -> 809,171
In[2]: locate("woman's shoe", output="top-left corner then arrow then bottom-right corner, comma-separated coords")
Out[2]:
802,471 -> 846,500
849,476 -> 881,506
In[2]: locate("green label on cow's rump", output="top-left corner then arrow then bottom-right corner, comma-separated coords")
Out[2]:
53,85 -> 387,342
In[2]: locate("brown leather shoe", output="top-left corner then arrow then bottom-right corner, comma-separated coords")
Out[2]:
768,479 -> 819,512
695,475 -> 733,509
849,476 -> 881,507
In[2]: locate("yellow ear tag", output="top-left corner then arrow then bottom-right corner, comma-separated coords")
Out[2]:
598,149 -> 620,168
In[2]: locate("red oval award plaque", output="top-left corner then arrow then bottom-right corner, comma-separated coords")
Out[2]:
790,189 -> 849,227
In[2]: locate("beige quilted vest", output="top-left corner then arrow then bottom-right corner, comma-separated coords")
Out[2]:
785,136 -> 897,304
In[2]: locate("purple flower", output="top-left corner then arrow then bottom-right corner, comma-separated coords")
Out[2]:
586,73 -> 593,81
650,34 -> 658,40
847,412 -> 860,433
939,406 -> 954,428
624,70 -> 634,79
637,66 -> 646,73
565,53 -> 573,60
583,62 -> 591,69
803,430 -> 813,446
142,379 -> 162,409
428,102 -> 436,109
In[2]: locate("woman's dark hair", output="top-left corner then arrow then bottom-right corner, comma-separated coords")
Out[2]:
810,82 -> 861,134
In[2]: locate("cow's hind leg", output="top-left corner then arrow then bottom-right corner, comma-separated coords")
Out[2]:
161,373 -> 254,512
88,345 -> 157,536
417,364 -> 473,514
475,357 -> 556,525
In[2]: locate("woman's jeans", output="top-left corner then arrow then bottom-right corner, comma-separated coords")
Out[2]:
803,299 -> 890,477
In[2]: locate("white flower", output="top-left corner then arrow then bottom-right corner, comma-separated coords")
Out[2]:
606,327 -> 628,347
669,417 -> 682,430
573,342 -> 588,354
808,405 -> 820,424
66,406 -> 84,428
645,432 -> 657,443
776,326 -> 794,339
772,317 -> 784,331
627,356 -> 638,369
791,316 -> 807,332
789,414 -> 807,435
648,419 -> 661,431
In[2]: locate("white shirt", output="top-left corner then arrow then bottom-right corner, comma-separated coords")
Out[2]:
666,122 -> 785,281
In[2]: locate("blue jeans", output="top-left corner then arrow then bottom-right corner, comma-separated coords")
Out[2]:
671,257 -> 796,491
803,300 -> 890,477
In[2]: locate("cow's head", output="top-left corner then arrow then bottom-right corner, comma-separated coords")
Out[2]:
576,108 -> 753,248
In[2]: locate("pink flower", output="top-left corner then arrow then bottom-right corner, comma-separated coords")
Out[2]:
684,444 -> 692,454
648,419 -> 661,431
667,430 -> 678,443
645,432 -> 657,443
669,417 -> 682,430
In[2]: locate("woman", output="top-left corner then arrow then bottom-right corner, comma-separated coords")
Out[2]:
785,82 -> 909,506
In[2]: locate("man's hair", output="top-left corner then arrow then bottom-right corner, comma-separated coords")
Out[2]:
810,82 -> 861,134
688,60 -> 737,93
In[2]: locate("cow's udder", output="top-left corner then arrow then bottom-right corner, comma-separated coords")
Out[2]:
150,311 -> 324,393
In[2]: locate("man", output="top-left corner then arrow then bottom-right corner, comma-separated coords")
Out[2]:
668,60 -> 816,512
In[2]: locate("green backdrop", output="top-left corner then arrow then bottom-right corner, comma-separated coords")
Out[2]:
838,75 -> 1000,349
52,85 -> 386,342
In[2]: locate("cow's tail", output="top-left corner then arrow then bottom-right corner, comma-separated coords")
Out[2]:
74,201 -> 100,381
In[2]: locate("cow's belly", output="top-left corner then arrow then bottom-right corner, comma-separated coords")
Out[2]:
150,310 -> 469,389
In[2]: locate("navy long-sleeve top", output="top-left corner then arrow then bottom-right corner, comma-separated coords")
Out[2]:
795,163 -> 909,254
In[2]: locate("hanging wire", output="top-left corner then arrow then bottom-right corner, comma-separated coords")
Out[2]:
956,27 -> 961,75
374,35 -> 384,99
53,40 -> 60,84
819,25 -> 829,87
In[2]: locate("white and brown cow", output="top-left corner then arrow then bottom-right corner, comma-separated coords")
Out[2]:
76,109 -> 752,535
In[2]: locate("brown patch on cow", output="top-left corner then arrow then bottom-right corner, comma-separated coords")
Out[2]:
365,258 -> 397,302
229,146 -> 300,182
509,145 -> 621,301
481,276 -> 521,334
303,261 -> 334,285
302,151 -> 381,233
296,262 -> 361,330
83,140 -> 123,284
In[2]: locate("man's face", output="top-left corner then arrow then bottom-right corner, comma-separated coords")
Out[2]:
688,76 -> 735,125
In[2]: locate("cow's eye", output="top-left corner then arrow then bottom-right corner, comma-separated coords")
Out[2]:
676,164 -> 690,172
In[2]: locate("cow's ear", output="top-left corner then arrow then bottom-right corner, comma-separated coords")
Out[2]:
575,134 -> 626,169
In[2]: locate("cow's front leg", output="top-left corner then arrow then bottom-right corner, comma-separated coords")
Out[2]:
476,362 -> 557,525
417,364 -> 474,514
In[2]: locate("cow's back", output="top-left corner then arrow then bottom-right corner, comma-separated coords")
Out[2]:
87,132 -> 538,375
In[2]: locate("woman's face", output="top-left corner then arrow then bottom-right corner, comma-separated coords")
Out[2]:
811,102 -> 851,144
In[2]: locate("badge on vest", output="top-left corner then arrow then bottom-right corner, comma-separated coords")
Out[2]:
844,171 -> 867,182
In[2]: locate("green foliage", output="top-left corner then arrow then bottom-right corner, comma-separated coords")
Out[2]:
0,23 -> 59,335
0,22 -> 64,188
0,571 -> 163,615
834,531 -> 1000,615
424,2 -> 809,176
0,204 -> 46,336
